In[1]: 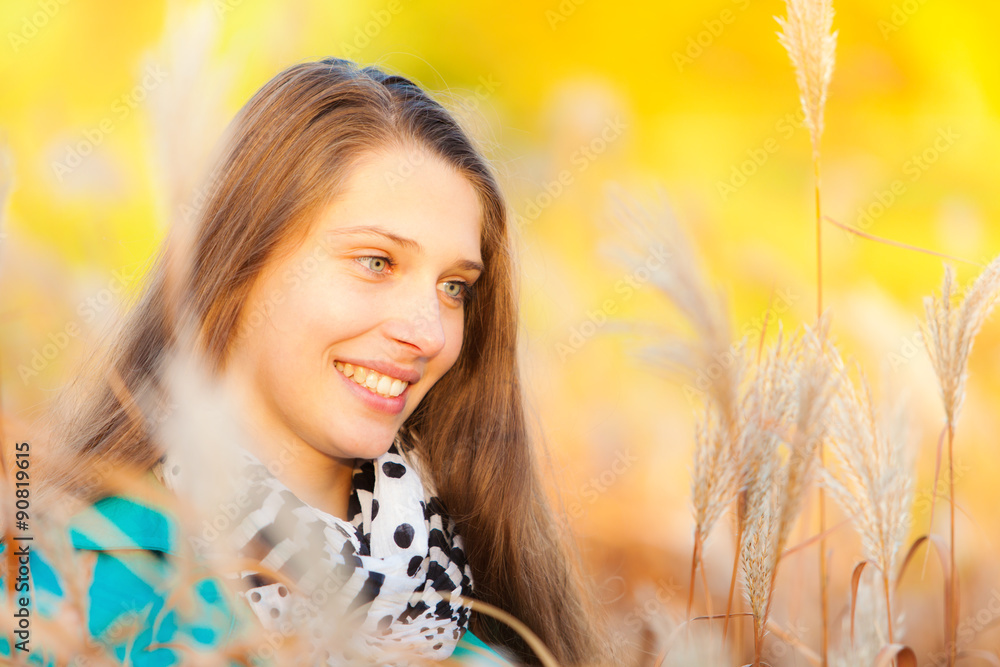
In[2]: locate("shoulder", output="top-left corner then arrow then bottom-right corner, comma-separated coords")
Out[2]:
1,492 -> 514,665
0,491 -> 253,666
67,492 -> 179,552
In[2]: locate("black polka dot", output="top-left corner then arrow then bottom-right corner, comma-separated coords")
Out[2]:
353,461 -> 376,492
277,586 -> 287,597
433,643 -> 443,651
250,591 -> 261,603
269,607 -> 280,618
372,498 -> 379,519
407,555 -> 423,577
170,464 -> 180,476
347,492 -> 362,518
394,523 -> 415,548
382,461 -> 406,478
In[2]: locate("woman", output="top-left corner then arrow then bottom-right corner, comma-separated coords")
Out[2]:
2,58 -> 619,665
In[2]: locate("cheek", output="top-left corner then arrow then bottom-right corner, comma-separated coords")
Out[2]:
443,314 -> 467,366
282,281 -> 362,340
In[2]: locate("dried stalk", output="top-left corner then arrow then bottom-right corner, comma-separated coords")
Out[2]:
776,1 -> 838,661
921,256 -> 1000,666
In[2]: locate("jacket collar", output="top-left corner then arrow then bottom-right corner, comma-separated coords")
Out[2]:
67,492 -> 178,554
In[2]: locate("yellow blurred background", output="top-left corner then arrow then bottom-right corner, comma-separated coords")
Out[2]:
3,0 -> 1000,661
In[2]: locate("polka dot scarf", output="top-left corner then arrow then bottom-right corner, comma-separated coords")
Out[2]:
153,433 -> 474,664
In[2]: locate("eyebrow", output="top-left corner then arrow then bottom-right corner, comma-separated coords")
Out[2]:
327,225 -> 485,274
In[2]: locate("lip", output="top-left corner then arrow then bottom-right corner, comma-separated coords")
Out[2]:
334,358 -> 421,385
335,364 -> 410,415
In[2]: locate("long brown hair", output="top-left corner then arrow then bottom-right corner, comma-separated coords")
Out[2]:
36,58 -> 619,665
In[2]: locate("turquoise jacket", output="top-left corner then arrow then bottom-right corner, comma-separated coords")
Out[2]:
0,491 -> 512,666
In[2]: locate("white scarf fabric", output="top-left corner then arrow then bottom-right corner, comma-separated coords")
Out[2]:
152,432 -> 474,665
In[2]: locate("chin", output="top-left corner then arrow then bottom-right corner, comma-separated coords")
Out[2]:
325,429 -> 397,460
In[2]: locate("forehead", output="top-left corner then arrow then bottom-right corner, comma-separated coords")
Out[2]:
321,146 -> 483,253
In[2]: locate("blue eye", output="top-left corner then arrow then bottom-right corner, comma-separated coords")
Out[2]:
357,255 -> 394,274
442,280 -> 477,305
357,255 -> 477,306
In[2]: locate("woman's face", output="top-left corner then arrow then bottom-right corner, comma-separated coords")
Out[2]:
225,145 -> 483,463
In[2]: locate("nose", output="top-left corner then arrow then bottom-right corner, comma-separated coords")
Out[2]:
385,283 -> 448,359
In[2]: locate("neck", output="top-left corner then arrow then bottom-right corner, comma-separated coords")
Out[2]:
221,369 -> 356,521
244,428 -> 356,521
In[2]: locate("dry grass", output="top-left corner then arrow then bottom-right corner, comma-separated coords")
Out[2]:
602,194 -> 1000,665
921,258 -> 1000,433
775,0 -> 837,164
601,184 -> 733,378
918,255 -> 1000,665
830,570 -> 900,667
777,1 -> 838,661
822,352 -> 914,644
7,0 -> 1000,665
738,316 -> 838,664
824,369 -> 913,580
601,185 -> 746,623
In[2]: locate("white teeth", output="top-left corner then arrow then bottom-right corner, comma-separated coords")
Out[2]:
336,362 -> 409,398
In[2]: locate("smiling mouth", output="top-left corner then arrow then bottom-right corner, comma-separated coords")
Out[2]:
334,361 -> 409,398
